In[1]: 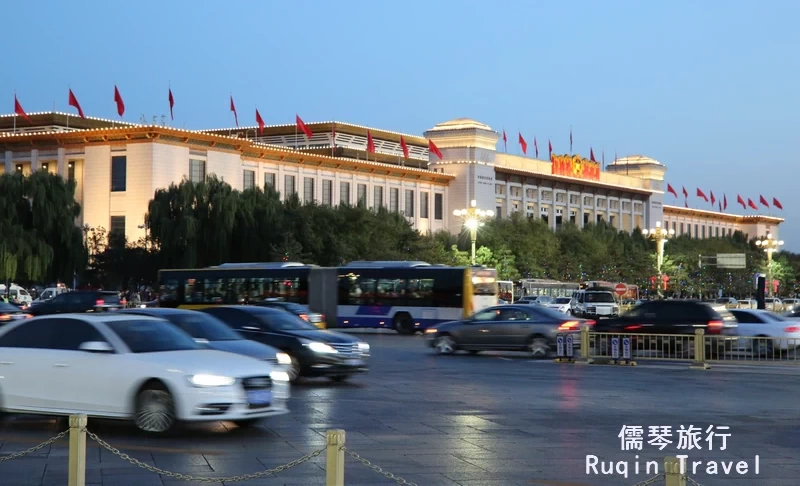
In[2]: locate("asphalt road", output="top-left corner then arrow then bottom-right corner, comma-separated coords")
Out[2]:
2,332 -> 800,485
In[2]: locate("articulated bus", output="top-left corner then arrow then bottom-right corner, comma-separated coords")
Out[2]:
157,262 -> 498,335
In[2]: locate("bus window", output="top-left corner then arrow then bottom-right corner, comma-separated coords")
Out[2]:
274,278 -> 301,302
185,278 -> 203,304
354,278 -> 376,305
203,278 -> 226,304
228,278 -> 248,304
376,278 -> 406,305
250,278 -> 269,303
159,278 -> 179,307
407,278 -> 434,306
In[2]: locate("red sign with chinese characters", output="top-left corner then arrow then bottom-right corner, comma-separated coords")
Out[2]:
551,154 -> 601,181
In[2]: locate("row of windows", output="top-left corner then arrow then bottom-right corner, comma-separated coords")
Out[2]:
13,162 -> 77,181
161,277 -> 306,305
247,172 -> 443,219
667,221 -> 733,238
337,275 -> 461,307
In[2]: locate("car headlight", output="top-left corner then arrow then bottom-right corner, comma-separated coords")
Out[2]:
305,341 -> 337,353
270,370 -> 290,382
357,342 -> 370,352
188,374 -> 236,387
424,328 -> 437,334
275,352 -> 292,365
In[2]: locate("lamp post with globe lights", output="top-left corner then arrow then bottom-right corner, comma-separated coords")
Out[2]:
755,234 -> 784,298
642,222 -> 675,298
453,200 -> 494,265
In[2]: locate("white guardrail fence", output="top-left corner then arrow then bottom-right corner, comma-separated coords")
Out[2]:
0,414 -> 707,485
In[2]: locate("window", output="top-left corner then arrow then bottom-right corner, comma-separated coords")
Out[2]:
405,190 -> 414,216
390,188 -> 399,212
434,193 -> 443,220
0,320 -> 59,348
340,182 -> 351,205
110,216 -> 126,240
357,184 -> 367,206
189,159 -> 206,183
264,172 -> 276,189
243,170 -> 255,190
303,177 -> 315,203
168,313 -> 241,341
473,308 -> 500,321
110,156 -> 127,192
158,279 -> 179,307
203,278 -> 227,304
106,319 -> 201,353
322,179 -> 333,206
373,186 -> 384,208
284,175 -> 296,196
420,192 -> 429,218
68,161 -> 75,181
50,319 -> 108,351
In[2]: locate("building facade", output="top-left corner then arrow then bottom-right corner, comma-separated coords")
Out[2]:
0,112 -> 782,244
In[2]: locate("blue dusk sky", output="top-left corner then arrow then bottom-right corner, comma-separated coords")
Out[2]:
3,0 -> 799,249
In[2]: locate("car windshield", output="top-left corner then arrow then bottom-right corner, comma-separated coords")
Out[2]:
259,312 -> 319,331
531,306 -> 573,321
166,313 -> 241,341
585,292 -> 615,303
554,297 -> 571,304
105,319 -> 202,353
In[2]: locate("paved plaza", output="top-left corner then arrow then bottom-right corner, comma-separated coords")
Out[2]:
1,332 -> 800,485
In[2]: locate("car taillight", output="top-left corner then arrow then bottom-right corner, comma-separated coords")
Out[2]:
707,320 -> 723,334
558,320 -> 580,331
95,299 -> 104,306
784,326 -> 800,333
584,320 -> 596,326
624,325 -> 642,330
299,314 -> 309,321
0,315 -> 10,321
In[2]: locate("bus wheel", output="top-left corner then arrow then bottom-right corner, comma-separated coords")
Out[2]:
393,313 -> 415,335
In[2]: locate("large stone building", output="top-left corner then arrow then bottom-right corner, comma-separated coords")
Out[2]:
0,112 -> 782,243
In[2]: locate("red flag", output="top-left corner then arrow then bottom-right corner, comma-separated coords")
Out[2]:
773,197 -> 783,210
548,140 -> 553,159
230,96 -> 238,127
723,194 -> 728,210
682,186 -> 688,198
667,184 -> 678,198
428,139 -> 443,160
696,188 -> 708,201
255,109 -> 265,134
366,131 -> 376,153
569,127 -> 573,152
534,137 -> 539,158
113,85 -> 125,117
518,132 -> 527,154
296,115 -> 313,138
747,198 -> 758,210
718,201 -> 722,212
759,195 -> 769,208
14,95 -> 30,122
168,88 -> 175,120
399,135 -> 409,159
710,191 -> 716,206
737,194 -> 746,209
590,148 -> 596,162
502,130 -> 507,152
68,89 -> 85,118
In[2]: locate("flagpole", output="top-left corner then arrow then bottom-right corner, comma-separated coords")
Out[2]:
331,122 -> 335,157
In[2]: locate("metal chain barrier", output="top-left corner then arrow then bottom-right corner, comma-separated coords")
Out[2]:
631,474 -> 664,485
341,446 -> 419,486
85,428 -> 324,483
686,477 -> 704,486
0,429 -> 69,462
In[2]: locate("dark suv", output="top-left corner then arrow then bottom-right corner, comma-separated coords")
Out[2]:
27,291 -> 122,316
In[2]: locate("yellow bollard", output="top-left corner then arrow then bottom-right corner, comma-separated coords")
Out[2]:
575,324 -> 593,364
664,456 -> 686,486
325,429 -> 346,486
68,414 -> 87,486
690,328 -> 709,370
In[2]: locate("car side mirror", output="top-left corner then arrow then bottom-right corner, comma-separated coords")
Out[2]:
79,341 -> 114,353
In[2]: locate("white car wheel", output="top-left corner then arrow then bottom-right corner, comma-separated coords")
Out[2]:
435,335 -> 456,354
134,387 -> 176,434
529,337 -> 550,358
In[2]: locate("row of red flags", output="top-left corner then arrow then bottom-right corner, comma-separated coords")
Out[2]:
12,91 -> 444,160
666,184 -> 782,212
502,129 -> 594,162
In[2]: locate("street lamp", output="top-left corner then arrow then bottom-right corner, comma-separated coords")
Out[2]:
755,233 -> 784,298
642,221 -> 675,298
453,200 -> 494,265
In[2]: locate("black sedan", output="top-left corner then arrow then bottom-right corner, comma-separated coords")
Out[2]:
201,306 -> 369,382
118,308 -> 291,367
423,304 -> 584,358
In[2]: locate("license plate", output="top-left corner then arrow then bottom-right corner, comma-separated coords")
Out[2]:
344,359 -> 363,366
597,308 -> 610,315
247,390 -> 271,405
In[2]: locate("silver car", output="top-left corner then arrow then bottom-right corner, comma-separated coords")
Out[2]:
424,304 -> 581,358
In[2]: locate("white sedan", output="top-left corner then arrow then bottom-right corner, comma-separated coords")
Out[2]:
546,297 -> 573,314
0,314 -> 290,433
729,309 -> 800,353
